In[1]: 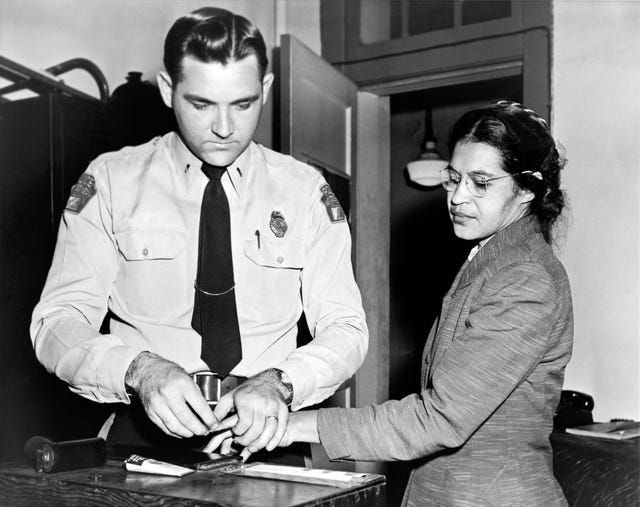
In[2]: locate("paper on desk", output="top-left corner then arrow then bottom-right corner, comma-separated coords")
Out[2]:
125,454 -> 195,477
231,463 -> 376,487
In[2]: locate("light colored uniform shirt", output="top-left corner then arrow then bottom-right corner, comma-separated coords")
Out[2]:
30,133 -> 368,410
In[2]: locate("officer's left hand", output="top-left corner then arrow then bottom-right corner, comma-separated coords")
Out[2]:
203,371 -> 289,456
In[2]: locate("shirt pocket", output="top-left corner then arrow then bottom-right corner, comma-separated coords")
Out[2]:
240,236 -> 304,322
114,229 -> 188,320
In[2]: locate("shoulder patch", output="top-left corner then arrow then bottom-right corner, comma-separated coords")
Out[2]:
65,173 -> 96,214
320,184 -> 346,223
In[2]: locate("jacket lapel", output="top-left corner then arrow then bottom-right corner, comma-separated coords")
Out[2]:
427,216 -> 541,378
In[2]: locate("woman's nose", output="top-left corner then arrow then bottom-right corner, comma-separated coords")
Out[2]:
450,177 -> 471,204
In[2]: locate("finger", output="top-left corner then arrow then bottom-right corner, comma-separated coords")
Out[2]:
165,392 -> 210,436
221,437 -> 235,455
266,405 -> 289,451
149,401 -> 192,438
231,403 -> 255,437
214,414 -> 239,432
234,410 -> 266,446
247,415 -> 278,454
240,447 -> 253,462
184,387 -> 217,430
211,393 -> 236,429
203,430 -> 233,453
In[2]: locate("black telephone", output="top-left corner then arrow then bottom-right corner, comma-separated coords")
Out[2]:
553,390 -> 594,430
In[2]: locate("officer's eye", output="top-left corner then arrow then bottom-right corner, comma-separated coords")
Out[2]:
192,102 -> 208,111
235,101 -> 252,111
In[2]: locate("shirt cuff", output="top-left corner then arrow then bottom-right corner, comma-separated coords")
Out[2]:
273,358 -> 315,410
96,341 -> 148,403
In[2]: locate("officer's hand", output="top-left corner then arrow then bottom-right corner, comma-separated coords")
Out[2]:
125,351 -> 216,438
206,370 -> 290,455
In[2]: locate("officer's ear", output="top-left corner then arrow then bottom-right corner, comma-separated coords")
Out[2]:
157,71 -> 174,109
261,72 -> 274,105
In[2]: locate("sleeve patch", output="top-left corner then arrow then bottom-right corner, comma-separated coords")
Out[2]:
320,184 -> 346,223
65,173 -> 96,214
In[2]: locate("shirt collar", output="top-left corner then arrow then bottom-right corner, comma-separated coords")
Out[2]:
169,133 -> 253,198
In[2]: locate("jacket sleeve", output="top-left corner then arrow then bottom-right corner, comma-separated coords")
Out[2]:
317,262 -> 558,461
30,164 -> 145,403
277,178 -> 368,410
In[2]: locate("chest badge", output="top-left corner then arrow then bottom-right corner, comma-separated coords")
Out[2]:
269,211 -> 288,238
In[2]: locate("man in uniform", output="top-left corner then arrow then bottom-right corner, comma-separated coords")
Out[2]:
30,7 -> 367,455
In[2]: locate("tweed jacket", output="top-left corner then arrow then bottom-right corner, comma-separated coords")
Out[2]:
318,215 -> 573,506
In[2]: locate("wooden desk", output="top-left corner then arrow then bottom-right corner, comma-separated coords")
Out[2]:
551,431 -> 639,506
0,460 -> 385,506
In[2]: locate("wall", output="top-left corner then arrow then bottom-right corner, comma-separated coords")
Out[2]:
0,0 -> 321,146
553,0 -> 640,421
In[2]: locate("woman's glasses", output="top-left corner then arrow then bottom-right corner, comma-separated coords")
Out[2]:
440,167 -> 533,198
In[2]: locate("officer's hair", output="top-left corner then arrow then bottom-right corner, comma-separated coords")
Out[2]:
163,7 -> 269,85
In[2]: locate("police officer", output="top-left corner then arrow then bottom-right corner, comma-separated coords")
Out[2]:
30,7 -> 368,455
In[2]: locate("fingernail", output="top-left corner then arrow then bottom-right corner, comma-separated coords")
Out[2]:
248,447 -> 256,453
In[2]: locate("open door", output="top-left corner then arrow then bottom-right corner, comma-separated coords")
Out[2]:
280,33 -> 357,412
280,34 -> 356,178
280,35 -> 390,475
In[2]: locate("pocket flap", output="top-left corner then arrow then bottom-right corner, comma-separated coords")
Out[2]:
116,229 -> 186,260
243,236 -> 304,268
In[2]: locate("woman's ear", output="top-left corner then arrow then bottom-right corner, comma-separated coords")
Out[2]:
519,187 -> 536,204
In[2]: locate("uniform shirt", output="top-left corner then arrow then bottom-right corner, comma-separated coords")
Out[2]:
30,133 -> 368,410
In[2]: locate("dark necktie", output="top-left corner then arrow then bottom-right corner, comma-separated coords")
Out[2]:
191,163 -> 242,377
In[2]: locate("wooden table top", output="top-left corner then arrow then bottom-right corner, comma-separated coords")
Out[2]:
0,459 -> 385,506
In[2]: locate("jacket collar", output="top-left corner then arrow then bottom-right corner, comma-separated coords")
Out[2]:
457,215 -> 541,289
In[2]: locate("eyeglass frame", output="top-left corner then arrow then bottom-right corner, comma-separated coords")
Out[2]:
440,166 -> 534,198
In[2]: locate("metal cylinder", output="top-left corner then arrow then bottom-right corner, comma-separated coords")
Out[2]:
24,436 -> 107,473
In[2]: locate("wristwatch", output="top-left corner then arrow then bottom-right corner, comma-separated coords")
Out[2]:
267,368 -> 294,405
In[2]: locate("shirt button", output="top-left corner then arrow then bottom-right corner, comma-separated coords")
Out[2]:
276,256 -> 284,264
142,248 -> 148,256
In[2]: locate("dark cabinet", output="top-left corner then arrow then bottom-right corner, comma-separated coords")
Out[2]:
0,93 -> 111,462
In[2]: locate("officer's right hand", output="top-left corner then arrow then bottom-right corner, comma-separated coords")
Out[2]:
125,351 -> 217,438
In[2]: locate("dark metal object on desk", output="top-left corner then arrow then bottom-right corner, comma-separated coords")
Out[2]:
24,436 -> 106,473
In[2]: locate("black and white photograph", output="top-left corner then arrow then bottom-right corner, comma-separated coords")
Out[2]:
0,1 -> 638,505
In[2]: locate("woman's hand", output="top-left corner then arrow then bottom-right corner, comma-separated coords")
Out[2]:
204,410 -> 321,461
279,410 -> 320,447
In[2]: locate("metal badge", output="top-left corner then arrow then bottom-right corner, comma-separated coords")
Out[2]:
269,210 -> 288,238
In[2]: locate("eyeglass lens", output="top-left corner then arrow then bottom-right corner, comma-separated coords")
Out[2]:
440,169 -> 486,197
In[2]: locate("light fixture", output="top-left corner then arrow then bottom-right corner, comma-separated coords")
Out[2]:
406,108 -> 448,187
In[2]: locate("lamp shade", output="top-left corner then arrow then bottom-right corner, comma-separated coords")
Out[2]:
406,140 -> 447,187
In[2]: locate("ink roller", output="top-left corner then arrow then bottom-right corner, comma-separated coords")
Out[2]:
24,436 -> 107,473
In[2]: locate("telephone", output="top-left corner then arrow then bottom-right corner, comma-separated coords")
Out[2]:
553,390 -> 594,430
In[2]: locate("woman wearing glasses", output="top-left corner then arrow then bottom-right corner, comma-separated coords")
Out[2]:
213,101 -> 573,506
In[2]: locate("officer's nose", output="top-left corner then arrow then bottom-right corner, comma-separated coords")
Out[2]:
211,108 -> 233,139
